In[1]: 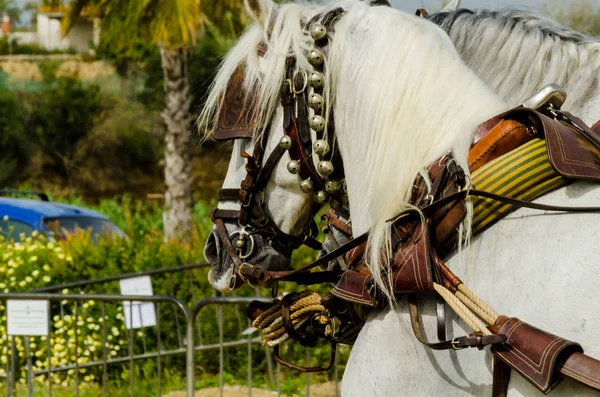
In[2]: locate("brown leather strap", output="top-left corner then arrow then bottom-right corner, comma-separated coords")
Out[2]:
209,208 -> 241,221
325,208 -> 352,236
213,218 -> 242,268
280,291 -> 317,347
408,294 -> 506,350
217,189 -> 240,202
436,298 -> 447,342
492,356 -> 511,397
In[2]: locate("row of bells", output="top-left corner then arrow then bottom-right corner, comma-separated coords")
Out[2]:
280,22 -> 342,206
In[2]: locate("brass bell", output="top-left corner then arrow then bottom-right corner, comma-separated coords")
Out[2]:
318,160 -> 334,177
308,93 -> 324,110
325,180 -> 340,194
314,190 -> 329,204
313,139 -> 330,156
308,71 -> 324,88
279,135 -> 292,150
235,238 -> 245,249
307,49 -> 324,66
300,178 -> 314,193
310,115 -> 325,132
310,23 -> 327,41
330,198 -> 342,210
287,160 -> 301,174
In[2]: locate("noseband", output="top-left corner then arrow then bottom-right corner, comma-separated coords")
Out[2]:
209,8 -> 348,289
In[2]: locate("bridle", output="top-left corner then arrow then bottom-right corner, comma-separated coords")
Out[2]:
209,7 -> 349,290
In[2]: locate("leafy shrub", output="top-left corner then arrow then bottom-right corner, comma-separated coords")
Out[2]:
0,90 -> 30,186
68,103 -> 164,198
27,79 -> 105,164
38,60 -> 62,83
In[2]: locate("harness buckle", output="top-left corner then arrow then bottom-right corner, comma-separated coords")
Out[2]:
451,337 -> 465,351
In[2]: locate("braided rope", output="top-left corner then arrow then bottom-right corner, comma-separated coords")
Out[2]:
457,284 -> 500,322
252,292 -> 325,347
455,290 -> 496,325
433,283 -> 491,335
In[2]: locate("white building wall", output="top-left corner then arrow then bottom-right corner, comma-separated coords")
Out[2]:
36,14 -> 69,50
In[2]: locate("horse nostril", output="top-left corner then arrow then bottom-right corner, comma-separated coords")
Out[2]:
204,231 -> 220,264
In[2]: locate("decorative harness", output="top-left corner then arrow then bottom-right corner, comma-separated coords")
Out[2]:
209,8 -> 348,290
209,3 -> 600,395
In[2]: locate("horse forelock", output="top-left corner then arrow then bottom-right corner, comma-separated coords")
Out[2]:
429,8 -> 600,115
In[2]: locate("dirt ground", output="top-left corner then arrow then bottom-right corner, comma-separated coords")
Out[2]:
164,381 -> 338,397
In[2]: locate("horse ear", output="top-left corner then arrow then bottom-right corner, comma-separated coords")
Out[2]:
442,0 -> 460,11
244,0 -> 274,29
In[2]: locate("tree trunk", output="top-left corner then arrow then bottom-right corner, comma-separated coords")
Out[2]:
160,45 -> 194,241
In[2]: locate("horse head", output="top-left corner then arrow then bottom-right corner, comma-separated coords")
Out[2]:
201,0 -> 507,298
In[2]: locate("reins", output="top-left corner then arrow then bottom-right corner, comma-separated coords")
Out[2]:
240,184 -> 600,288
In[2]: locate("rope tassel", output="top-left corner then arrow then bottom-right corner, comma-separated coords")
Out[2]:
251,291 -> 326,347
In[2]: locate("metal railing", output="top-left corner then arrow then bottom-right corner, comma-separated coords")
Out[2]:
0,293 -> 190,397
0,264 -> 343,397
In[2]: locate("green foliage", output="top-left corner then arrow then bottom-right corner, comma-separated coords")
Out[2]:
68,102 -> 164,197
0,36 -> 76,55
0,90 -> 29,185
27,79 -> 105,164
0,0 -> 20,25
37,60 -> 62,83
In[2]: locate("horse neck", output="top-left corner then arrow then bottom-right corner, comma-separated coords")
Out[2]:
437,10 -> 600,113
329,8 -> 507,236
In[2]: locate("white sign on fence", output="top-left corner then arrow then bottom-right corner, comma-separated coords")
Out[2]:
6,300 -> 49,336
119,276 -> 156,329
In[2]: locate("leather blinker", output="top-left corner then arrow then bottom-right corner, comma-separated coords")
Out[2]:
213,64 -> 258,140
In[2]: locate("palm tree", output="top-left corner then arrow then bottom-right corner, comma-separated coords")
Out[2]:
63,0 -> 245,241
0,0 -> 20,26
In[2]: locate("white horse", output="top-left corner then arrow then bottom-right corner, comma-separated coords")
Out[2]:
201,1 -> 600,396
430,5 -> 600,125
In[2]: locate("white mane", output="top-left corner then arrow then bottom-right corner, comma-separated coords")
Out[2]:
325,2 -> 507,301
430,9 -> 600,118
200,0 -> 508,302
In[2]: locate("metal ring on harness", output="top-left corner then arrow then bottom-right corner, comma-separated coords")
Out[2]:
228,229 -> 256,259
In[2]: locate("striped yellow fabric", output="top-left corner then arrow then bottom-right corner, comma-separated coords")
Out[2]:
471,138 -> 568,235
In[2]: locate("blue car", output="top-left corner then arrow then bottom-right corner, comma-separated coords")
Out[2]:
0,190 -> 125,240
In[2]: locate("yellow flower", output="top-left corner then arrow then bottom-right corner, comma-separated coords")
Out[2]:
2,215 -> 8,221
32,270 -> 39,277
66,255 -> 73,262
43,276 -> 51,283
30,256 -> 38,263
43,264 -> 50,271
